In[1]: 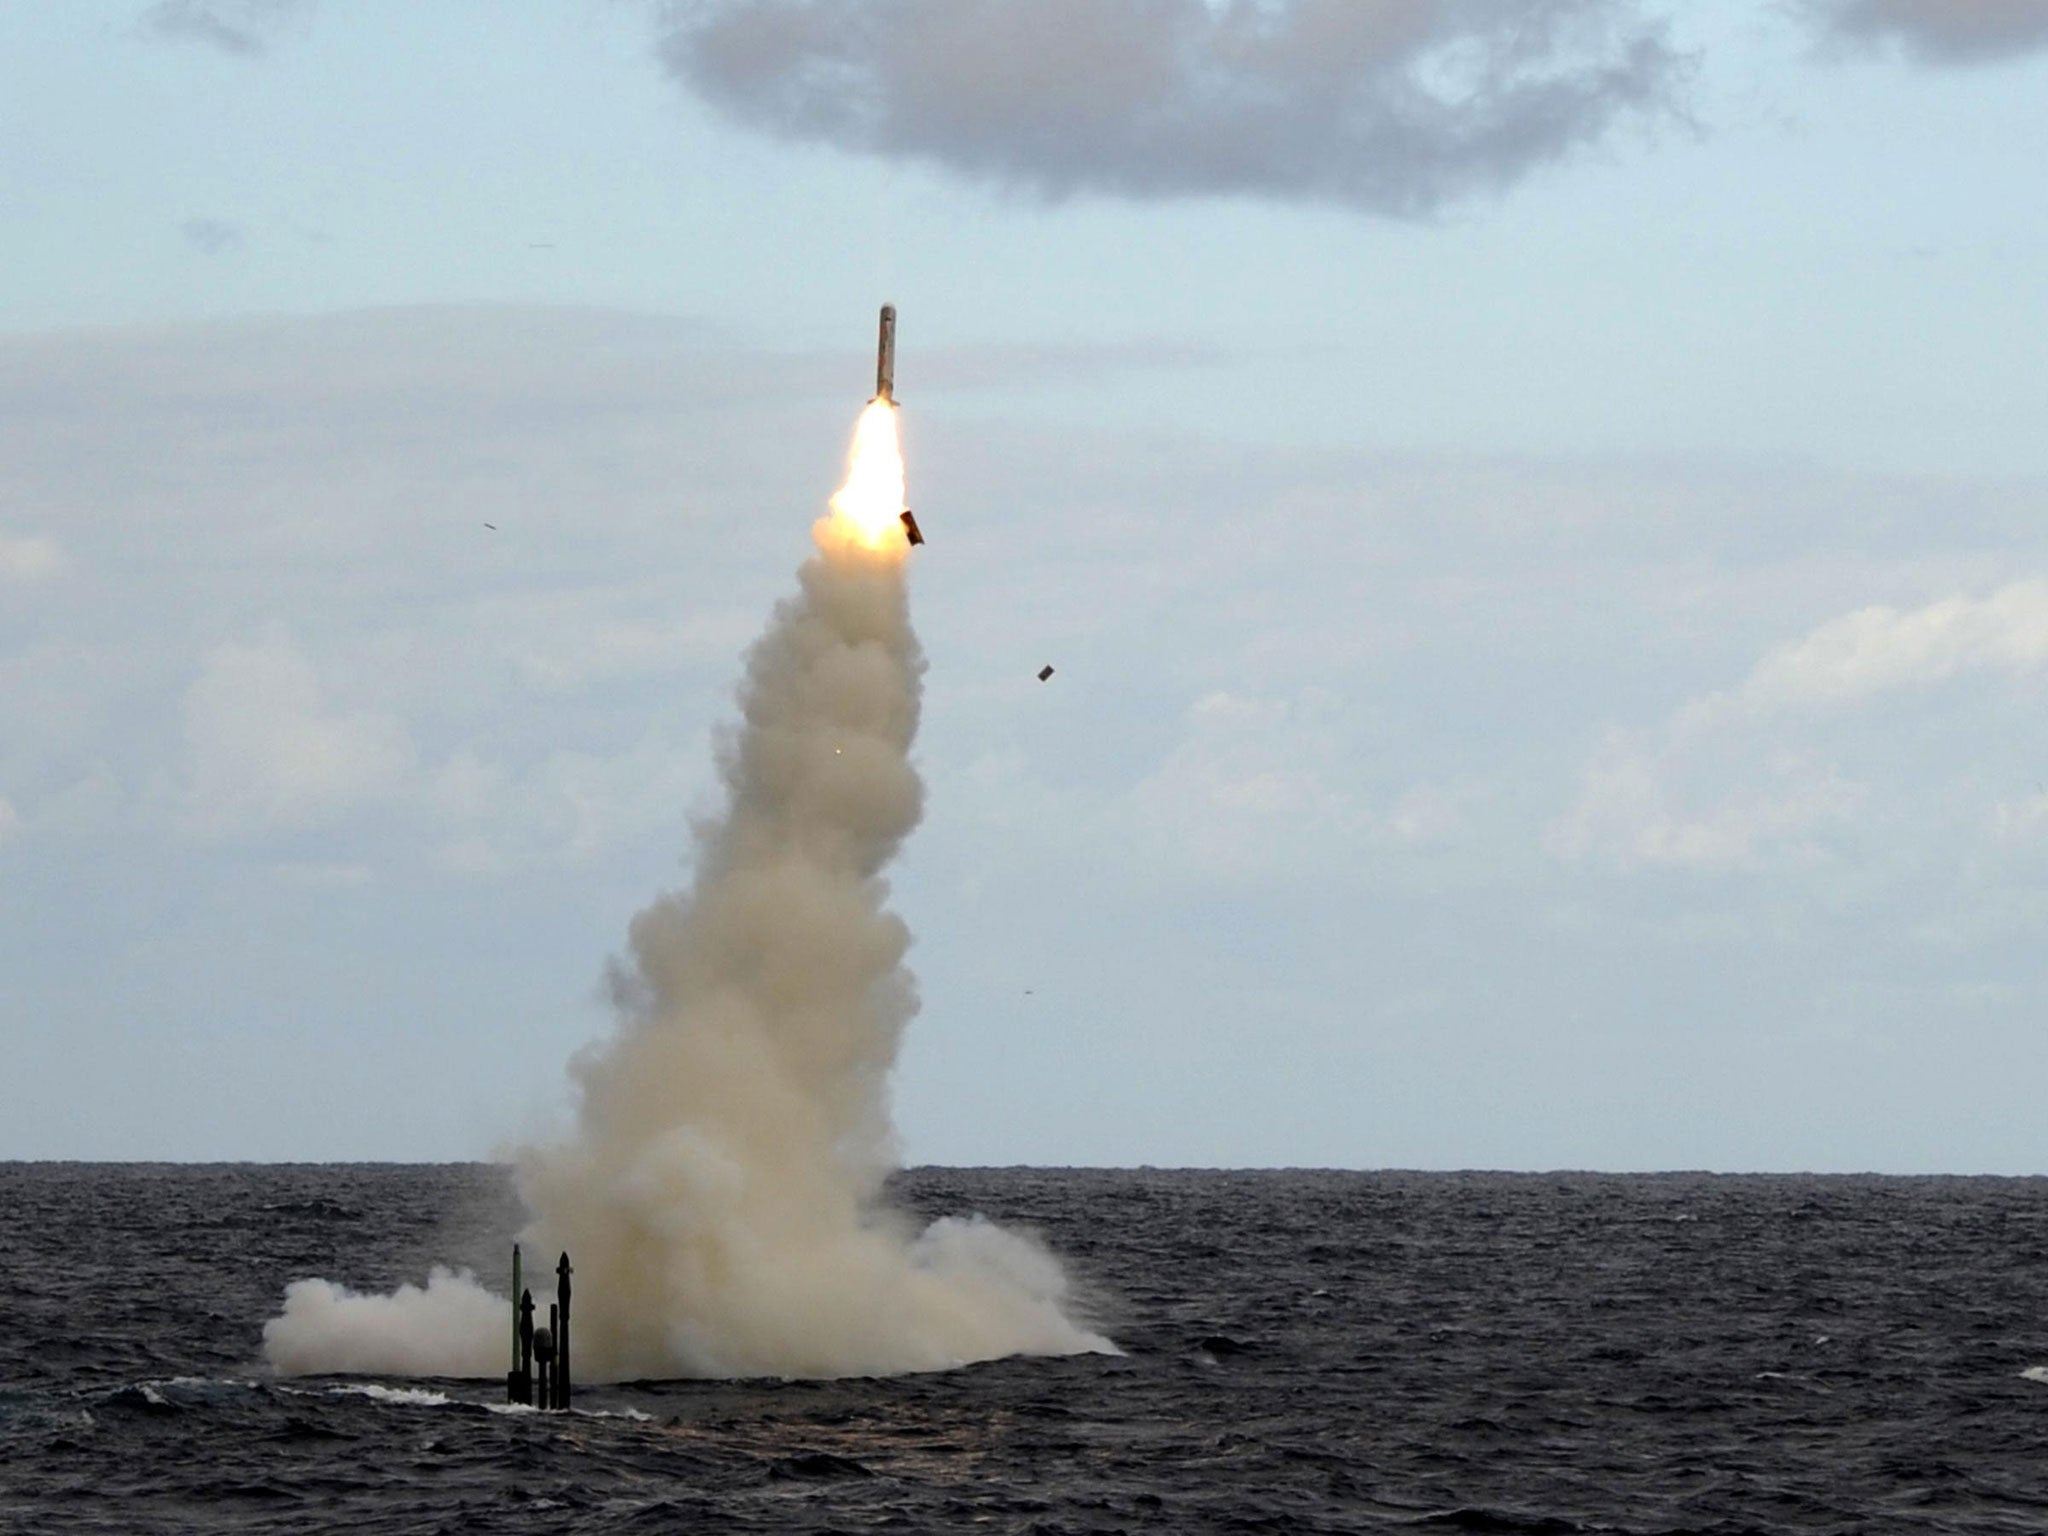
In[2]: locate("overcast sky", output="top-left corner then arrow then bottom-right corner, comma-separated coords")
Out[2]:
3,0 -> 2045,1171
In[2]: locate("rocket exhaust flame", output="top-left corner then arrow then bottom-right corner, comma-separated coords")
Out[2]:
261,350 -> 1111,1382
825,400 -> 912,554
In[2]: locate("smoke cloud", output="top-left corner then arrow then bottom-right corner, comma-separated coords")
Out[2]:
263,413 -> 1112,1381
264,1268 -> 507,1378
1799,0 -> 2048,66
655,0 -> 1688,216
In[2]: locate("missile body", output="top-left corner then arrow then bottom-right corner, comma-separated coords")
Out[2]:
874,304 -> 896,404
870,303 -> 919,546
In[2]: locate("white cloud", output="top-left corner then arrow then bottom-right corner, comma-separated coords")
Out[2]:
35,762 -> 124,835
181,636 -> 415,838
1547,729 -> 1863,870
422,735 -> 706,873
1386,783 -> 1472,846
0,311 -> 822,871
508,613 -> 756,693
1704,578 -> 2048,718
0,535 -> 65,580
1549,579 -> 2048,871
1989,789 -> 2048,844
176,634 -> 707,865
1133,689 -> 1369,873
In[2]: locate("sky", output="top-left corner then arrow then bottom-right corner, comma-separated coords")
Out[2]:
2,0 -> 2045,1171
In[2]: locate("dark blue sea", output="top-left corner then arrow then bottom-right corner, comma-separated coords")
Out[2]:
1,1164 -> 2044,1533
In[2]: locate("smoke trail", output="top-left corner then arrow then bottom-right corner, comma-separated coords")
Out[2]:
264,406 -> 1112,1380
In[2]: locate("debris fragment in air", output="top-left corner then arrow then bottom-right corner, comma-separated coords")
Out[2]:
1037,665 -> 1054,682
900,509 -> 924,546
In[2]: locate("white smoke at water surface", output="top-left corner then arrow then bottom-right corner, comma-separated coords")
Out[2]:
264,1267 -> 507,1379
263,405 -> 1113,1380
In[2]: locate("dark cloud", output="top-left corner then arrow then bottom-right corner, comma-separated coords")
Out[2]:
1800,0 -> 2048,66
138,0 -> 314,58
655,0 -> 1688,216
180,217 -> 244,255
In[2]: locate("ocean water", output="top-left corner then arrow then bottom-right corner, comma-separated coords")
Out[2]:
1,1163 -> 2044,1533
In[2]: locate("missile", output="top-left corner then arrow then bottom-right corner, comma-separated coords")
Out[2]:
873,303 -> 896,405
867,304 -> 919,545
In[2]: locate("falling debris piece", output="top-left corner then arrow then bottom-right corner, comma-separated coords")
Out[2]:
483,522 -> 497,530
900,509 -> 924,546
1037,665 -> 1054,682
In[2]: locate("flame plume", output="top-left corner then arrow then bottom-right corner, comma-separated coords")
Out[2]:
822,401 -> 910,555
